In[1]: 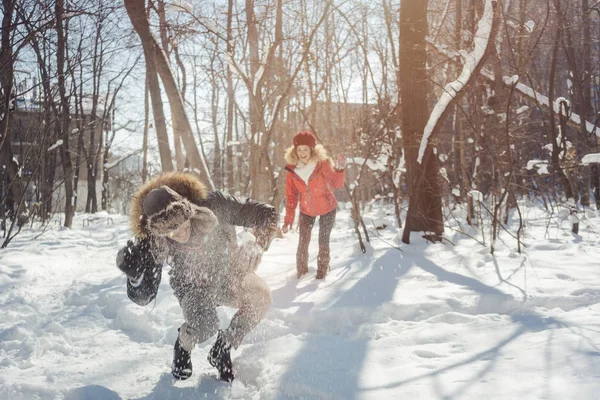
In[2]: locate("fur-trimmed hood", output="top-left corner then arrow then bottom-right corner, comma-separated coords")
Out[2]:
283,143 -> 332,167
130,172 -> 209,238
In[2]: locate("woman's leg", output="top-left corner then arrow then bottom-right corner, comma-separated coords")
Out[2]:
316,209 -> 336,278
297,212 -> 315,278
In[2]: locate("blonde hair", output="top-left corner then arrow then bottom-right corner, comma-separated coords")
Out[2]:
284,144 -> 332,166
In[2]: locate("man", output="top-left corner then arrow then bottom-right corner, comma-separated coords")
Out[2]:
116,171 -> 278,382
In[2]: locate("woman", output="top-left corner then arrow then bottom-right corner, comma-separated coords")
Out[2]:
282,131 -> 346,279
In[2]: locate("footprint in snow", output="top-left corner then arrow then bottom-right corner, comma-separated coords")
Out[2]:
413,349 -> 446,358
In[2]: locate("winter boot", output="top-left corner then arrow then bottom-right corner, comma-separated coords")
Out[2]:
316,253 -> 330,279
172,337 -> 193,380
297,265 -> 309,279
207,330 -> 234,382
315,267 -> 329,279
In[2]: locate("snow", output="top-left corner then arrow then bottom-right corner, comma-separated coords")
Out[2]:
554,97 -> 570,112
1,205 -> 600,399
226,53 -> 243,79
418,0 -> 495,164
468,190 -> 483,201
516,105 -> 530,115
502,75 -> 519,86
526,159 -> 550,175
429,36 -> 600,138
47,140 -> 64,152
252,50 -> 271,97
514,83 -> 600,137
581,153 -> 600,165
524,20 -> 536,33
198,17 -> 219,33
526,159 -> 546,170
166,0 -> 193,14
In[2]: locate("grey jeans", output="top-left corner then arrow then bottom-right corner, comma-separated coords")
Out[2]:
177,271 -> 271,351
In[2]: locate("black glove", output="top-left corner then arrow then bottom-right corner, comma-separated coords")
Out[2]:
116,238 -> 151,279
255,220 -> 277,251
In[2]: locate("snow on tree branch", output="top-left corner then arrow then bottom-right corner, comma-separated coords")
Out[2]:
581,153 -> 600,165
47,140 -> 64,152
418,0 -> 497,164
511,82 -> 600,137
166,0 -> 193,14
428,34 -> 600,140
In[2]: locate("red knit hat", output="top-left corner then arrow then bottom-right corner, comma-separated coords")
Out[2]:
293,131 -> 317,148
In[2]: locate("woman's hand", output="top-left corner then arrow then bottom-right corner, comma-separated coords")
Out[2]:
281,223 -> 292,234
335,154 -> 346,171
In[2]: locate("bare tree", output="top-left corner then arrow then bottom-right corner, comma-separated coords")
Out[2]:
55,0 -> 75,228
123,0 -> 173,172
399,0 -> 443,242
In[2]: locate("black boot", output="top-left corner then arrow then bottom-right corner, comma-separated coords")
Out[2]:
172,337 -> 193,380
207,330 -> 234,382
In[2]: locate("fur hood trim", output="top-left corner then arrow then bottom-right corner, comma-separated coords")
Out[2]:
130,172 -> 208,238
284,143 -> 332,166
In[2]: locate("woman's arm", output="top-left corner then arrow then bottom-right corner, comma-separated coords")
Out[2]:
322,161 -> 345,189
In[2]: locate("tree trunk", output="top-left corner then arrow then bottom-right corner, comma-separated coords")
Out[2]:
399,0 -> 443,243
560,1 -> 591,206
123,0 -> 173,172
142,72 -> 149,183
245,0 -> 283,202
56,0 -> 75,228
226,0 -> 235,191
210,52 -> 222,189
549,1 -> 576,209
149,21 -> 212,184
246,0 -> 267,201
0,0 -> 24,225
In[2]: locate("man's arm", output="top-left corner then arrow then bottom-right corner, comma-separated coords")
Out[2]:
206,191 -> 279,249
116,237 -> 163,306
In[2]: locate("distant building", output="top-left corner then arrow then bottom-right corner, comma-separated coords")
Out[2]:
8,75 -> 112,212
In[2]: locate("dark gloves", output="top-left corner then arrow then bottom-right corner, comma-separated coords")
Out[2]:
255,220 -> 277,251
116,238 -> 152,280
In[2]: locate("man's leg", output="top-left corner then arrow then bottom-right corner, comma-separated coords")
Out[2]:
221,272 -> 272,349
297,213 -> 315,278
178,293 -> 220,351
316,209 -> 336,279
207,272 -> 271,382
172,291 -> 219,379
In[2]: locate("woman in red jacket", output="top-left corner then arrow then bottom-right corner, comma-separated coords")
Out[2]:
282,131 -> 346,279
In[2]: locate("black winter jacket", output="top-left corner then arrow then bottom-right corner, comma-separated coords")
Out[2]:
118,173 -> 278,306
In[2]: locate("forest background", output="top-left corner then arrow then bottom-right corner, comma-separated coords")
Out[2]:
2,0 -> 600,251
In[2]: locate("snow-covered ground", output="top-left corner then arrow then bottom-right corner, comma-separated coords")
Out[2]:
1,202 -> 599,399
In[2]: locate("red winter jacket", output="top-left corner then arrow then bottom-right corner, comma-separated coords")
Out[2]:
284,160 -> 345,225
